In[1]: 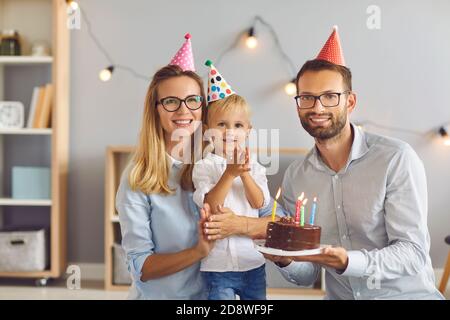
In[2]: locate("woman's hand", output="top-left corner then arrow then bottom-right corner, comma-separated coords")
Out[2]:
195,203 -> 215,257
203,205 -> 245,240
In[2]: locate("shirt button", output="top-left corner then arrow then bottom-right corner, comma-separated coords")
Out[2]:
337,205 -> 341,209
342,235 -> 347,240
334,175 -> 339,179
356,292 -> 361,297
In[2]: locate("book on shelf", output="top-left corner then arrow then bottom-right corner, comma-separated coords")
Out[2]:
27,84 -> 53,129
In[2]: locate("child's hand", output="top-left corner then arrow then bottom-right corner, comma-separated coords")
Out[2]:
225,146 -> 250,178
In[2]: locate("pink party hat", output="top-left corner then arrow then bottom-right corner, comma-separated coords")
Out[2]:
169,33 -> 195,71
316,26 -> 346,66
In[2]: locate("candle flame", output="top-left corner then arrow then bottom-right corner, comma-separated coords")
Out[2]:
303,198 -> 308,205
314,197 -> 317,202
275,187 -> 281,200
299,192 -> 305,201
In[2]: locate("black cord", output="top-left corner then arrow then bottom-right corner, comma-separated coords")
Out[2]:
79,6 -> 151,82
214,16 -> 297,79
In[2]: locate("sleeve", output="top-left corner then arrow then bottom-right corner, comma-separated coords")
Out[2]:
276,261 -> 321,287
192,160 -> 217,208
115,165 -> 154,283
258,197 -> 287,218
341,145 -> 431,279
251,162 -> 271,208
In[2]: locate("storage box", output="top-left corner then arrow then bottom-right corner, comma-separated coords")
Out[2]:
12,166 -> 51,199
113,243 -> 132,285
0,228 -> 47,272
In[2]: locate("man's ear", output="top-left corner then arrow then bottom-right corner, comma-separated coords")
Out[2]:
347,91 -> 357,114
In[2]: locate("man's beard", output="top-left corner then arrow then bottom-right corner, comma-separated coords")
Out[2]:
300,107 -> 347,140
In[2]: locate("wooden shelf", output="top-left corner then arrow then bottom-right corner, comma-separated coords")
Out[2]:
0,198 -> 52,206
0,56 -> 53,65
0,0 -> 70,282
0,128 -> 52,135
0,270 -> 54,278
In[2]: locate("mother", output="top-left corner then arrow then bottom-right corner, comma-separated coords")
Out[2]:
116,54 -> 281,298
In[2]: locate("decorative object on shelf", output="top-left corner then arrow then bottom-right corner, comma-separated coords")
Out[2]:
0,228 -> 47,272
0,101 -> 24,129
26,84 -> 53,129
12,166 -> 51,200
31,41 -> 51,57
0,29 -> 21,56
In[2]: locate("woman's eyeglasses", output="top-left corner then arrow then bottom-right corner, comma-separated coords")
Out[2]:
157,95 -> 203,112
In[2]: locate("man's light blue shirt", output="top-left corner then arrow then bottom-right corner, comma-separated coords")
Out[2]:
278,124 -> 444,300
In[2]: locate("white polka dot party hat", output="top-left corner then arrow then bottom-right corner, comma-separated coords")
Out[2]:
316,26 -> 346,66
169,33 -> 195,72
204,60 -> 235,103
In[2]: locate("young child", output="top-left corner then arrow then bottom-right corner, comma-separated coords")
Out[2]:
192,60 -> 270,300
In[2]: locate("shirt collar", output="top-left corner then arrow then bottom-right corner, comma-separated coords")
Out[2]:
308,123 -> 370,174
166,153 -> 184,169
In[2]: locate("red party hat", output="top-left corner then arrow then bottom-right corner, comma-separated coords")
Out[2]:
169,33 -> 195,71
316,26 -> 346,66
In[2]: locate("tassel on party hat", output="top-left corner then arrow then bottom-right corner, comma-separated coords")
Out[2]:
204,60 -> 235,103
316,26 -> 346,66
169,33 -> 195,71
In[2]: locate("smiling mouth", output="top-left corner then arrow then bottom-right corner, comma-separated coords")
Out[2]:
172,119 -> 193,126
309,116 -> 331,125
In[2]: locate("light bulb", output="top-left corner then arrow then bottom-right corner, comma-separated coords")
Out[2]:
444,138 -> 450,147
284,81 -> 297,96
245,27 -> 258,49
99,66 -> 114,82
67,0 -> 79,10
246,36 -> 258,49
439,127 -> 450,146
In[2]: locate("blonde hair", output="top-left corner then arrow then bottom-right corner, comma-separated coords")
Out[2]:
129,65 -> 207,195
206,94 -> 251,126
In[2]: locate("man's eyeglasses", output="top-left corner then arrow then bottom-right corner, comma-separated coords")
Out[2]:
157,95 -> 203,112
294,91 -> 350,109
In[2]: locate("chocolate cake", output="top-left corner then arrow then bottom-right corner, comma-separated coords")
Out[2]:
266,217 -> 321,251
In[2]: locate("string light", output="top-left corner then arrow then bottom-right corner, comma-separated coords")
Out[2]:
284,78 -> 297,96
245,27 -> 258,49
215,16 -> 297,96
71,6 -> 450,143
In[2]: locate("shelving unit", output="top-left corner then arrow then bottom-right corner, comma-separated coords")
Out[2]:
0,56 -> 53,64
104,145 -> 325,294
0,0 -> 69,283
104,146 -> 134,290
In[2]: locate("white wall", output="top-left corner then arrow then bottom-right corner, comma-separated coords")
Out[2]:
69,0 -> 450,269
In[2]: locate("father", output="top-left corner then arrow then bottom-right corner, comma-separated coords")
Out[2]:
264,27 -> 444,299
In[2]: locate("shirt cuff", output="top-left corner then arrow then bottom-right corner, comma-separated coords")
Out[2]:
276,261 -> 297,280
340,250 -> 367,278
129,252 -> 152,282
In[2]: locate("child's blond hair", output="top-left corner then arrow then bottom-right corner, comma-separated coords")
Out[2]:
206,94 -> 251,125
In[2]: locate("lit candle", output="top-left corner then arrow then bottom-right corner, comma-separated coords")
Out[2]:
272,187 -> 281,222
310,197 -> 318,225
300,198 -> 308,227
295,192 -> 304,225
